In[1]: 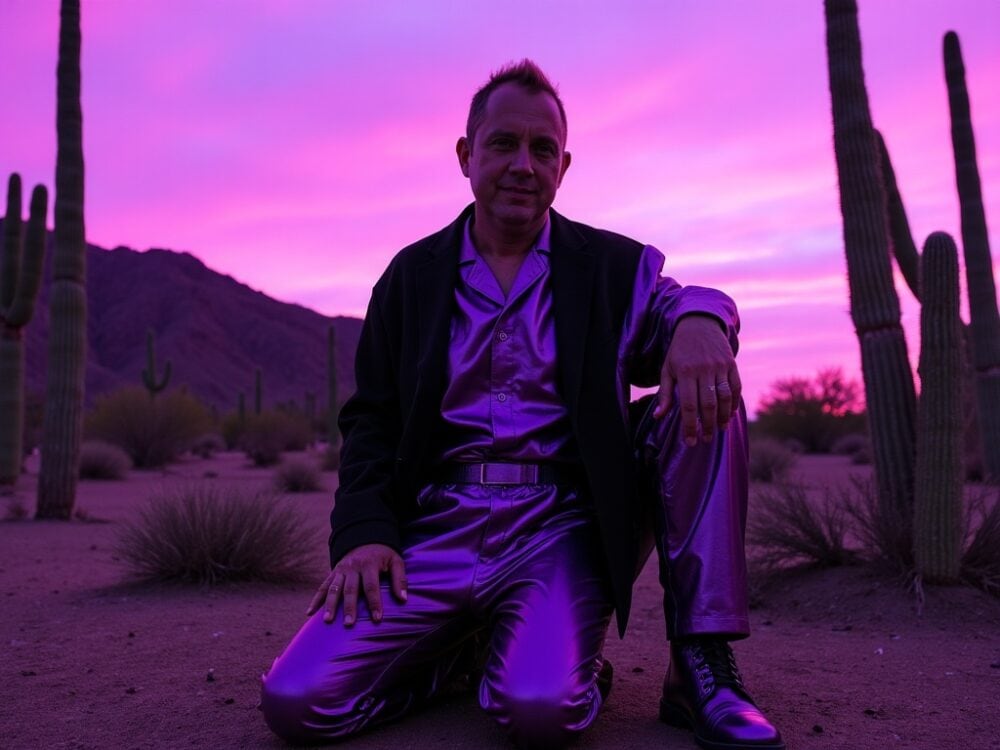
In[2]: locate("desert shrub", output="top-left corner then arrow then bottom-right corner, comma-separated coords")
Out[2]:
79,440 -> 132,480
831,433 -> 868,456
3,493 -> 29,521
749,483 -> 857,569
842,477 -> 912,571
749,438 -> 797,483
961,492 -> 1000,597
85,386 -> 212,468
755,368 -> 867,453
321,442 -> 341,471
191,433 -> 226,459
274,458 -> 324,493
115,484 -> 319,584
219,412 -> 244,450
240,410 -> 313,467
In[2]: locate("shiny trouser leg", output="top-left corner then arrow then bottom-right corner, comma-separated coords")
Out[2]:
631,394 -> 751,640
260,482 -> 614,748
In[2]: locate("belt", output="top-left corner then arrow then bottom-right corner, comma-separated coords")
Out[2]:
436,462 -> 581,486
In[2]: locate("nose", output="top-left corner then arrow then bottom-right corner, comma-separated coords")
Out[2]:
509,144 -> 534,175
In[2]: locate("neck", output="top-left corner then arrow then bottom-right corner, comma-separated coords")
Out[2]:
471,207 -> 546,258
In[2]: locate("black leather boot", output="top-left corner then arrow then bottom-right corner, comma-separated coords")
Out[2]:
660,638 -> 784,750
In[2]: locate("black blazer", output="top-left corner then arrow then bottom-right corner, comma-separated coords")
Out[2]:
331,204 -> 701,636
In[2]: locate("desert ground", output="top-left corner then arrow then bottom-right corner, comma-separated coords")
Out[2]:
1,453 -> 998,750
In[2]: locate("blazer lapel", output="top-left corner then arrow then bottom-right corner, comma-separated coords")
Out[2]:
549,209 -> 595,412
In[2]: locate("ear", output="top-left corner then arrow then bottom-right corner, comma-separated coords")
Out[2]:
556,150 -> 572,187
456,137 -> 471,178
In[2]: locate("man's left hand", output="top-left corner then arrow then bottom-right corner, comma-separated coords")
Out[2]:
653,315 -> 742,446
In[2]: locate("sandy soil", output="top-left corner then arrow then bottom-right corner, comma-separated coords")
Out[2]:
1,453 -> 998,750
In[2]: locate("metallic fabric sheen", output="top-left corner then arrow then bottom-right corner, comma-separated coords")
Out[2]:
261,482 -> 613,748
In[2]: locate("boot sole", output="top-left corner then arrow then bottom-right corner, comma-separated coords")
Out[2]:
659,698 -> 786,750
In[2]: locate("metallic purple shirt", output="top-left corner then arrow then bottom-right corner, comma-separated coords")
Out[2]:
438,215 -> 738,463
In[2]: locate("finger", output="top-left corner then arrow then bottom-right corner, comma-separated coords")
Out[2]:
729,366 -> 744,410
677,374 -> 699,446
342,571 -> 360,627
716,379 -> 734,428
700,381 -> 718,443
389,556 -> 408,603
655,368 -> 675,419
362,565 -> 384,623
307,574 -> 331,616
323,572 -> 344,623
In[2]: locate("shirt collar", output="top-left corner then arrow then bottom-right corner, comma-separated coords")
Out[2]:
460,214 -> 552,265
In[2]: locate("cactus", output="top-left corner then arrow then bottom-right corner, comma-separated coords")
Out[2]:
327,325 -> 339,447
140,328 -> 171,397
944,31 -> 1000,484
254,366 -> 262,415
914,233 -> 964,581
876,132 -> 921,301
0,175 -> 48,485
37,0 -> 87,519
824,0 -> 917,562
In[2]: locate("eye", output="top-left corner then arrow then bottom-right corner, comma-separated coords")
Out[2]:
533,142 -> 558,158
490,136 -> 516,150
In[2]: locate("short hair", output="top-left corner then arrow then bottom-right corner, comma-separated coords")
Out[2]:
466,59 -> 568,143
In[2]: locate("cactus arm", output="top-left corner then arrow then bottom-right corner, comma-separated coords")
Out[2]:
875,131 -> 921,301
7,185 -> 49,328
140,328 -> 171,395
914,232 -> 964,581
2,174 -> 23,312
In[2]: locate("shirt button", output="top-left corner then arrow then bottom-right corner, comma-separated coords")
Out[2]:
497,331 -> 509,342
497,393 -> 507,402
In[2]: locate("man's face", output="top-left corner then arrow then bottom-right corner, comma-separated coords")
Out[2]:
456,83 -> 571,236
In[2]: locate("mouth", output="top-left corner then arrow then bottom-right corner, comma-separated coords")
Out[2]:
501,186 -> 535,195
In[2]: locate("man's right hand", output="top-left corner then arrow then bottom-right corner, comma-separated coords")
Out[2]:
306,544 -> 407,626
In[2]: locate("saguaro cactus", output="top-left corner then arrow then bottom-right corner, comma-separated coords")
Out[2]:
327,325 -> 339,447
0,175 -> 48,485
37,0 -> 87,519
944,31 -> 1000,483
914,233 -> 964,581
824,0 -> 917,561
140,328 -> 171,397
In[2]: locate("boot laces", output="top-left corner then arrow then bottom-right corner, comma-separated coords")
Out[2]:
691,640 -> 744,692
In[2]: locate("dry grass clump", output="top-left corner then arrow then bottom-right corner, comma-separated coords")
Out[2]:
191,433 -> 226,459
240,411 -> 313,467
78,440 -> 132,480
748,438 -> 797,483
960,491 -> 1000,597
115,484 -> 319,584
749,483 -> 857,569
85,386 -> 213,468
321,443 -> 341,471
274,458 -> 324,493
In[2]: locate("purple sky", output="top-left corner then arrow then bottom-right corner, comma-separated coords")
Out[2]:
1,1 -> 998,415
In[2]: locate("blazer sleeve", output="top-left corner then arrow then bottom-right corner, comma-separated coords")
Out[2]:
328,289 -> 404,567
619,245 -> 740,388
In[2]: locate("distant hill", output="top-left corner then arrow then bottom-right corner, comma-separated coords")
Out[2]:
1,220 -> 363,415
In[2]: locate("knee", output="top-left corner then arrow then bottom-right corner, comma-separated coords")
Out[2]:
480,675 -> 597,749
259,663 -> 321,744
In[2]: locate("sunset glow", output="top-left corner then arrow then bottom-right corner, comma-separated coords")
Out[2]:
1,0 -> 998,414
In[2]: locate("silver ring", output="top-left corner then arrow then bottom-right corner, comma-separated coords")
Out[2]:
707,385 -> 716,392
717,381 -> 731,390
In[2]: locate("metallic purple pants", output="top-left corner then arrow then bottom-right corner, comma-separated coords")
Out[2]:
261,483 -> 613,748
633,396 -> 751,640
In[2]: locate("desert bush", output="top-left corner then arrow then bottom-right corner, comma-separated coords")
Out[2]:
240,410 -> 313,467
274,458 -> 324,493
191,433 -> 226,459
749,438 -> 797,483
831,433 -> 868,456
78,440 -> 131,480
115,484 -> 319,584
755,368 -> 867,453
749,483 -> 857,569
843,477 -> 912,571
321,442 -> 341,471
3,493 -> 29,521
85,386 -> 212,468
219,412 -> 244,450
961,492 -> 1000,597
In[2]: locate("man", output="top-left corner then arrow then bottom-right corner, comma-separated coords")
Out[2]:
261,60 -> 783,750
